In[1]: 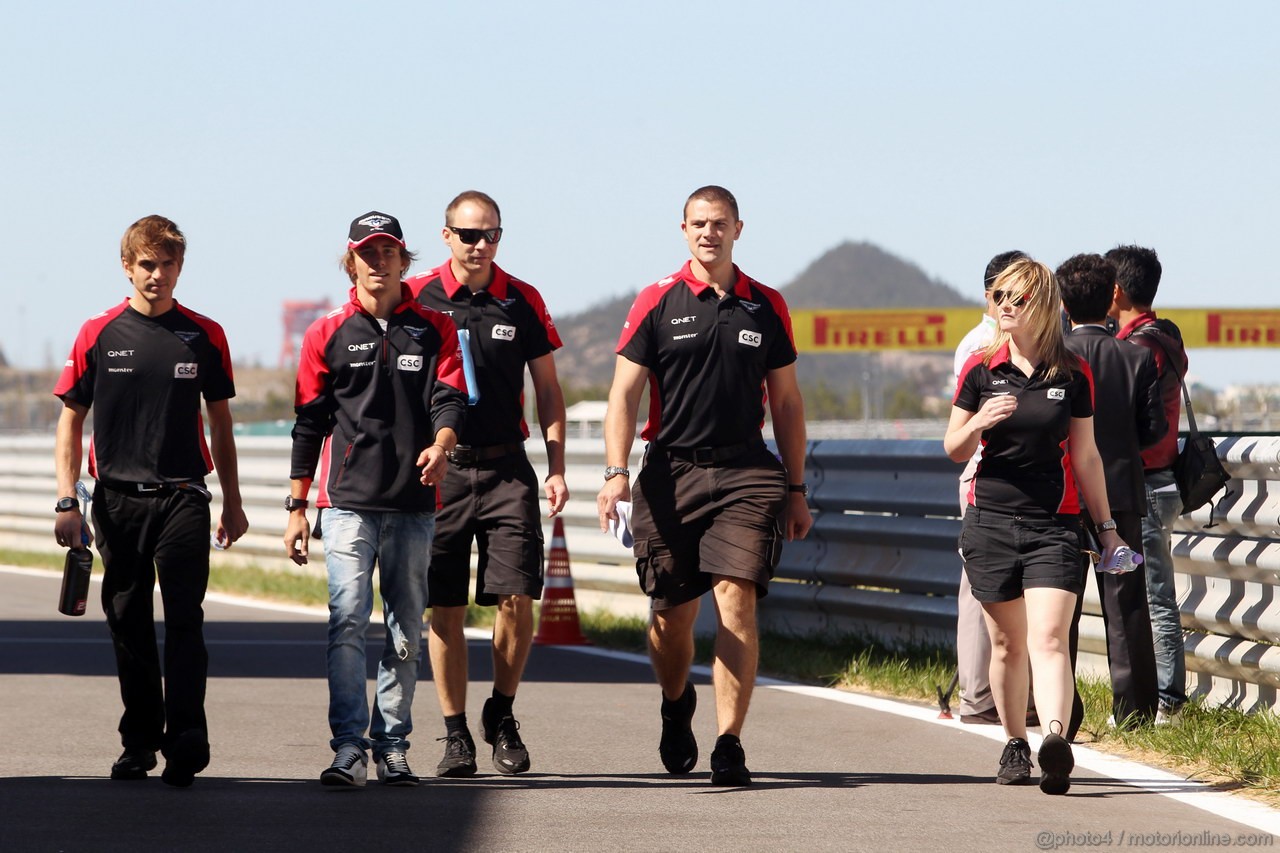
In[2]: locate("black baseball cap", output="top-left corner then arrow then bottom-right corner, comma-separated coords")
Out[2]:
348,211 -> 406,249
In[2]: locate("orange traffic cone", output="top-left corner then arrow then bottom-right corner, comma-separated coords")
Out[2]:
533,516 -> 591,646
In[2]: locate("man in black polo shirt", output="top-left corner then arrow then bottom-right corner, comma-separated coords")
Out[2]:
408,190 -> 568,777
597,186 -> 812,787
53,215 -> 249,787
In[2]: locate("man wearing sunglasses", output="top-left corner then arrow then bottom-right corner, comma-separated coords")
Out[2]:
408,191 -> 568,778
596,186 -> 812,786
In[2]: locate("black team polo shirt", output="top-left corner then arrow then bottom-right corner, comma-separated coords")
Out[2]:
954,343 -> 1094,516
408,261 -> 561,447
617,261 -> 797,449
54,300 -> 236,484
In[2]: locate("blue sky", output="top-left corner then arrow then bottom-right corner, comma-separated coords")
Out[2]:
4,1 -> 1276,388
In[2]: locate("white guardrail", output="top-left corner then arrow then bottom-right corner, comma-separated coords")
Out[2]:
1,432 -> 1276,713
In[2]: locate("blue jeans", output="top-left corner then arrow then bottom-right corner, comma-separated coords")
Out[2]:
1142,470 -> 1188,708
321,507 -> 433,756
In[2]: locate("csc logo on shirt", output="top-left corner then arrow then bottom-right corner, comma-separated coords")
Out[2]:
174,363 -> 199,379
492,325 -> 516,341
738,330 -> 762,348
1047,388 -> 1065,400
397,354 -> 423,372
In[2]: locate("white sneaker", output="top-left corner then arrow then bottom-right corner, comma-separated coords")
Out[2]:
321,743 -> 368,787
1155,705 -> 1184,726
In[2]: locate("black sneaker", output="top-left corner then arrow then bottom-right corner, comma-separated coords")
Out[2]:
482,698 -> 531,775
161,730 -> 210,789
709,734 -> 751,787
376,751 -> 419,787
996,737 -> 1033,785
435,732 -> 478,778
1038,727 -> 1074,795
110,749 -> 157,781
659,682 -> 698,774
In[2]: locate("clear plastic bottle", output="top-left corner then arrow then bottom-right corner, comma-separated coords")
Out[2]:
1101,545 -> 1143,575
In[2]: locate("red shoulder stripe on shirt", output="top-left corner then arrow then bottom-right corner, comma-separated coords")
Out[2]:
176,303 -> 235,383
53,301 -> 130,398
747,278 -> 797,350
295,304 -> 354,407
616,274 -> 679,353
507,278 -> 563,350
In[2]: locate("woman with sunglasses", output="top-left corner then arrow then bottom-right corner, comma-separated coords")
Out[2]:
944,257 -> 1123,795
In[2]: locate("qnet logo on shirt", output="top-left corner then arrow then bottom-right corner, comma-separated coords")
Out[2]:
174,363 -> 199,379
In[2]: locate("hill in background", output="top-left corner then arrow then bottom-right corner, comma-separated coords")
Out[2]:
553,241 -> 978,416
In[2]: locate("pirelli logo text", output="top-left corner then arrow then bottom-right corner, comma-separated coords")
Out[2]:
1206,312 -> 1280,346
811,312 -> 947,351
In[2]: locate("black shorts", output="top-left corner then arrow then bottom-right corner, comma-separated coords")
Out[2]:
630,445 -> 787,610
959,506 -> 1084,603
429,452 -> 544,607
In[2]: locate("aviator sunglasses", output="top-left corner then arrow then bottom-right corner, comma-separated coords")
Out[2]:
991,288 -> 1030,308
448,226 -> 503,245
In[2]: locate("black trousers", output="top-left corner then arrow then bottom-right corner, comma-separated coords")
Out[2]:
92,484 -> 212,752
1067,510 -> 1159,738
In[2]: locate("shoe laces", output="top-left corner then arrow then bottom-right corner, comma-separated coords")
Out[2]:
496,716 -> 524,750
437,734 -> 473,758
381,752 -> 411,774
1000,739 -> 1030,769
332,747 -> 363,769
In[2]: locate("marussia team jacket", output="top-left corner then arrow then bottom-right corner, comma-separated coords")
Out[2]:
290,285 -> 467,513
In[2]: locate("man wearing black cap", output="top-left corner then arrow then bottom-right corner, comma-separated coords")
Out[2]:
408,190 -> 568,778
284,211 -> 468,787
53,214 -> 249,787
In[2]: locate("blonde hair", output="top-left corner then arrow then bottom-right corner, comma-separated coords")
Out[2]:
982,257 -> 1076,381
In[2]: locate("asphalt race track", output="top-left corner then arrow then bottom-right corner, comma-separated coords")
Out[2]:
1,567 -> 1276,852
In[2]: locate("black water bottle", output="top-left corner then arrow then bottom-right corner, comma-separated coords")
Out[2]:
58,547 -> 93,616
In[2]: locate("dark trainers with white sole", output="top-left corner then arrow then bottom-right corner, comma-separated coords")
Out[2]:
436,731 -> 478,777
482,698 -> 531,775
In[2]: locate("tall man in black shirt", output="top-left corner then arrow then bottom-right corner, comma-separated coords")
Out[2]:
1058,253 -> 1166,731
409,191 -> 568,777
597,186 -> 812,786
53,215 -> 249,787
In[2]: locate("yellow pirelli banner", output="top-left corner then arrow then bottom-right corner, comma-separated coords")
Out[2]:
790,308 -> 1280,352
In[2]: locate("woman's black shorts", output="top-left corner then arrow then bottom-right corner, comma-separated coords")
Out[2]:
959,506 -> 1084,603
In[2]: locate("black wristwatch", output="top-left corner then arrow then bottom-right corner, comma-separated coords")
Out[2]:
55,496 -> 80,513
604,466 -> 630,481
787,483 -> 809,497
285,497 -> 309,512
